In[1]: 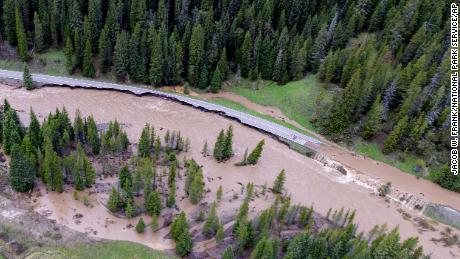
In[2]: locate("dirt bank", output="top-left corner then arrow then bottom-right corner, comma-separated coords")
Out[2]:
1,85 -> 459,258
0,162 -> 93,258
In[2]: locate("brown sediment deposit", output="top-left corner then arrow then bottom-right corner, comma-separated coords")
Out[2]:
31,181 -> 175,251
1,84 -> 459,258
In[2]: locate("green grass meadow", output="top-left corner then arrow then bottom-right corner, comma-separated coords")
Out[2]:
227,76 -> 329,131
26,241 -> 175,259
222,76 -> 426,176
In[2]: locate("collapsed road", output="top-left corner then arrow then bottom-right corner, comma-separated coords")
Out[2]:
0,69 -> 321,150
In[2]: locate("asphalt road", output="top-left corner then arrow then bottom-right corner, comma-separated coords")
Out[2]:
0,69 -> 322,147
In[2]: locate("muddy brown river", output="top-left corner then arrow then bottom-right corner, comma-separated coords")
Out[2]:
1,85 -> 459,258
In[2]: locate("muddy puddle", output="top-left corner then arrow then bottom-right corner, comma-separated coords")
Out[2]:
1,85 -> 460,258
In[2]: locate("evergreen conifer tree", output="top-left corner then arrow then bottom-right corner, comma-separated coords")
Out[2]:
272,49 -> 287,84
114,31 -> 130,80
86,116 -> 100,154
28,109 -> 41,149
188,24 -> 205,84
167,182 -> 176,208
118,165 -> 132,191
361,96 -> 384,139
138,124 -> 151,157
75,142 -> 96,188
210,67 -> 222,93
222,246 -> 235,259
82,39 -> 95,77
217,49 -> 228,80
202,202 -> 220,238
87,0 -> 102,51
154,136 -> 161,160
236,221 -> 253,255
197,62 -> 209,89
135,217 -> 146,233
3,0 -> 17,45
146,191 -> 162,216
246,140 -> 265,165
21,134 -> 38,176
23,64 -> 34,90
190,168 -> 205,204
176,230 -> 193,256
73,109 -> 85,144
213,129 -> 225,161
149,33 -> 163,86
233,199 -> 249,235
9,144 -> 35,192
64,36 -> 75,74
151,216 -> 159,231
222,125 -> 234,160
125,201 -> 133,218
383,116 -> 409,154
240,32 -> 253,77
129,23 -> 146,82
108,186 -> 120,213
272,170 -> 286,194
215,223 -> 225,243
15,7 -> 28,61
171,211 -> 189,240
3,109 -> 23,155
168,160 -> 177,187
98,26 -> 112,73
250,237 -> 274,259
43,139 -> 63,192
33,12 -> 45,52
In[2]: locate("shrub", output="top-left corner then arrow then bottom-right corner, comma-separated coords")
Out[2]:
215,224 -> 225,243
184,84 -> 190,95
72,190 -> 79,200
151,216 -> 159,232
378,182 -> 392,197
196,210 -> 205,222
175,231 -> 193,257
82,195 -> 90,207
125,201 -> 133,218
216,186 -> 223,202
414,159 -> 426,173
135,218 -> 146,233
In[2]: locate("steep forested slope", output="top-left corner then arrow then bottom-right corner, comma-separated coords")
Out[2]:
0,0 -> 455,190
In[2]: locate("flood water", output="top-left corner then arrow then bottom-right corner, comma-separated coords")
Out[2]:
1,85 -> 459,258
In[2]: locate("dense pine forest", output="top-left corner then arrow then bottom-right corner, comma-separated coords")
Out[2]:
0,0 -> 456,191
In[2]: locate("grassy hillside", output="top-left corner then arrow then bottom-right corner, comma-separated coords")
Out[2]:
0,48 -> 67,76
228,76 -> 330,131
225,76 -> 430,177
208,98 -> 311,136
354,140 -> 424,176
0,47 -> 118,82
26,241 -> 175,259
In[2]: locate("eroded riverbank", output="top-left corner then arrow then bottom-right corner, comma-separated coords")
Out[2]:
1,84 -> 459,258
199,91 -> 460,213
